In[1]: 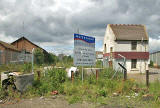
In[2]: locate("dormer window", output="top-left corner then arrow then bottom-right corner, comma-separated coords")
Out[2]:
131,41 -> 137,50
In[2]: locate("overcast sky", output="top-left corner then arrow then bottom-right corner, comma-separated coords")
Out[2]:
0,0 -> 160,55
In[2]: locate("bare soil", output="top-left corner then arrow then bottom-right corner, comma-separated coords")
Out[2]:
0,96 -> 127,108
128,68 -> 160,83
0,96 -> 94,108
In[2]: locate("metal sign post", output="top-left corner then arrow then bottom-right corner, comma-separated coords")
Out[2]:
81,51 -> 84,82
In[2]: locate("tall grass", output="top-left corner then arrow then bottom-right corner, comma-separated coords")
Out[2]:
1,66 -> 160,107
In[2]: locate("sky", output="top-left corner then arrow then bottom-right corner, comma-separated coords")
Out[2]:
0,0 -> 160,55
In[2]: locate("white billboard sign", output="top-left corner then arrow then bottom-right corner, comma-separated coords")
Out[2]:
74,33 -> 95,66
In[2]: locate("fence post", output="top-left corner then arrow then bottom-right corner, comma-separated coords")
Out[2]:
124,69 -> 127,81
71,71 -> 74,83
96,70 -> 98,81
146,70 -> 149,87
37,71 -> 41,80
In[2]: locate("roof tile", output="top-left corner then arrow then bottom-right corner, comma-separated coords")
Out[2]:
109,24 -> 148,40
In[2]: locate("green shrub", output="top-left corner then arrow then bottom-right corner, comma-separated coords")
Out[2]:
22,63 -> 32,74
30,68 -> 67,96
100,68 -> 123,79
97,88 -> 107,97
34,48 -> 44,65
149,61 -> 154,67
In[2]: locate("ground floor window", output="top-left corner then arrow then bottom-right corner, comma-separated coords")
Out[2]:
131,59 -> 137,68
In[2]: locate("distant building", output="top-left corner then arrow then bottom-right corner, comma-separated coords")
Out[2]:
0,41 -> 20,64
11,37 -> 46,54
58,54 -> 65,61
11,37 -> 49,62
103,24 -> 149,73
150,51 -> 160,67
96,51 -> 103,60
0,36 -> 49,64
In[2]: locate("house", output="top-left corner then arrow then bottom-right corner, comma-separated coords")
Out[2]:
96,51 -> 103,61
0,41 -> 20,64
103,24 -> 149,73
150,51 -> 160,67
11,37 -> 45,53
11,37 -> 49,63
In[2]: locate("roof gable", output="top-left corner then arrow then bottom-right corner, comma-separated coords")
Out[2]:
11,36 -> 48,53
109,24 -> 149,41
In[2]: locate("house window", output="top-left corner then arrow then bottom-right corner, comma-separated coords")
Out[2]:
131,41 -> 137,50
110,47 -> 113,53
131,59 -> 137,68
110,47 -> 113,58
104,44 -> 106,53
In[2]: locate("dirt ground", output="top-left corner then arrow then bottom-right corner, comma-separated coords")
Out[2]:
0,95 -> 155,108
0,96 -> 127,108
0,96 -> 94,108
128,68 -> 160,83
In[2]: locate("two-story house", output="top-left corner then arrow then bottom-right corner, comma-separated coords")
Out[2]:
103,24 -> 149,73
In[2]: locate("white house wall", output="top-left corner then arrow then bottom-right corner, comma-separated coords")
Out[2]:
113,59 -> 148,73
103,26 -> 115,53
115,41 -> 148,52
103,24 -> 149,74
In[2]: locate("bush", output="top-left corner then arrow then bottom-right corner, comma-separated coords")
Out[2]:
22,63 -> 32,74
149,61 -> 154,67
97,88 -> 107,97
30,68 -> 67,96
100,68 -> 123,79
34,48 -> 44,65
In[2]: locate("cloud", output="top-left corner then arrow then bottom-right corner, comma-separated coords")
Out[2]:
149,37 -> 160,53
0,0 -> 160,54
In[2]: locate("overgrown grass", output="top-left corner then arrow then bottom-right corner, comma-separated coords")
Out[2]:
0,63 -> 33,74
1,66 -> 160,107
24,68 -> 67,97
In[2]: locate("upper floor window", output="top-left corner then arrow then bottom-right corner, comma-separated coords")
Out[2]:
110,47 -> 113,53
104,44 -> 107,53
131,41 -> 137,50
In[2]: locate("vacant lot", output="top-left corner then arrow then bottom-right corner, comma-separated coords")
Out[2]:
0,96 -> 94,108
1,68 -> 160,108
0,95 -> 155,108
128,68 -> 160,83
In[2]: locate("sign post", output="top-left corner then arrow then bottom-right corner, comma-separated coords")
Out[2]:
74,33 -> 95,82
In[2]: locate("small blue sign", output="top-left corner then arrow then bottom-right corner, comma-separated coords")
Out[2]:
74,34 -> 95,43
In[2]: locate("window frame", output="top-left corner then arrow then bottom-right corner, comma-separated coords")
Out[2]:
131,41 -> 137,50
131,59 -> 137,69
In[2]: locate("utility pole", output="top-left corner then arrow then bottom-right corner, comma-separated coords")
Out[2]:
77,28 -> 79,34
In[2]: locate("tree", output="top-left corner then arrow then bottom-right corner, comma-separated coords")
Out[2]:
34,48 -> 44,65
47,53 -> 58,64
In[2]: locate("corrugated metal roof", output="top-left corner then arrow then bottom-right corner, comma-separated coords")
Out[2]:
109,24 -> 149,41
